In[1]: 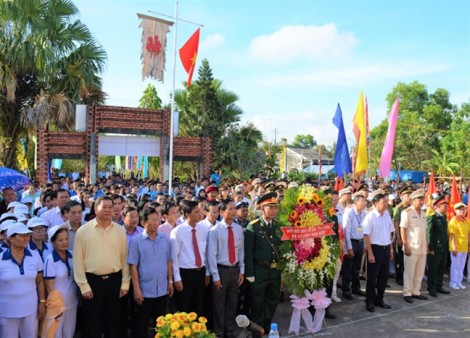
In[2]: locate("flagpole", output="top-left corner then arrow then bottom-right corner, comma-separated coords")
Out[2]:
168,1 -> 179,192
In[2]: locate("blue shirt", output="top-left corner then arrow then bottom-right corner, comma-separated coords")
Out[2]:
128,231 -> 171,298
343,207 -> 367,250
124,225 -> 144,246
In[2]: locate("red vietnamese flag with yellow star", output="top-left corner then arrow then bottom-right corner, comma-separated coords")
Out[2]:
179,28 -> 200,87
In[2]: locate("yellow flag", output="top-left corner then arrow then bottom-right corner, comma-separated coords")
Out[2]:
352,92 -> 368,174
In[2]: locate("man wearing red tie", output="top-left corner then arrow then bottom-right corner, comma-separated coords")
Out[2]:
207,199 -> 245,337
170,200 -> 209,314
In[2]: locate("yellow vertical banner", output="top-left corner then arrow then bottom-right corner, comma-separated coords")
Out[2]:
280,141 -> 286,174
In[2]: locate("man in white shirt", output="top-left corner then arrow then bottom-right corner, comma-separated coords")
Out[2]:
40,189 -> 70,227
170,200 -> 209,315
363,190 -> 395,312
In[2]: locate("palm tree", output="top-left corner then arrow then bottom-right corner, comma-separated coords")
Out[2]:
428,149 -> 460,177
0,0 -> 106,168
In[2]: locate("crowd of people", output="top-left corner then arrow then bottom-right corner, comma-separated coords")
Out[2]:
0,172 -> 469,338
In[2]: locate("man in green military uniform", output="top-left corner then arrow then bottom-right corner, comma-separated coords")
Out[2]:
426,195 -> 451,297
244,192 -> 281,335
393,186 -> 413,285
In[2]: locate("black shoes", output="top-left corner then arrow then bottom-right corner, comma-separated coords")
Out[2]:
325,308 -> 336,319
366,303 -> 375,312
342,292 -> 353,300
352,289 -> 366,297
436,287 -> 450,294
374,301 -> 392,309
404,296 -> 413,303
412,294 -> 428,300
428,289 -> 438,297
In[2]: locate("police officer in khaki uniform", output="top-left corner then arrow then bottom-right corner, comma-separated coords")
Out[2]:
426,195 -> 451,297
244,192 -> 281,335
399,189 -> 428,303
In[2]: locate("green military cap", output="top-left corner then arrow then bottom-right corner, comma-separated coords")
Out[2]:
257,192 -> 278,207
399,186 -> 413,195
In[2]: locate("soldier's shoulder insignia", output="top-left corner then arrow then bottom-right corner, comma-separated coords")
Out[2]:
249,219 -> 261,225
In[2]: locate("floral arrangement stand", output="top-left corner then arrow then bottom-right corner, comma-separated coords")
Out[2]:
155,312 -> 215,338
278,186 -> 340,335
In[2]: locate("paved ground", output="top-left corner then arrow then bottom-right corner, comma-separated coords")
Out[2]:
269,277 -> 470,337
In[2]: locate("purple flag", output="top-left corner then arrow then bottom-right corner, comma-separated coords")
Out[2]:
379,98 -> 399,177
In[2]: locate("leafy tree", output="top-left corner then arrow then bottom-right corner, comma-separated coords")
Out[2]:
0,0 -> 106,168
440,101 -> 470,176
262,141 -> 281,178
138,84 -> 162,109
290,134 -> 317,148
174,59 -> 247,176
370,81 -> 457,174
217,122 -> 263,177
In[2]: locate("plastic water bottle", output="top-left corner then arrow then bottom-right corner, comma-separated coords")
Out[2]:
269,323 -> 280,338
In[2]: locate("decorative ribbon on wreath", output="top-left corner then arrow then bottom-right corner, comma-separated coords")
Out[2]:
287,294 -> 313,336
306,289 -> 331,334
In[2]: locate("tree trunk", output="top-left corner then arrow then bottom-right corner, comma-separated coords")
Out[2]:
0,103 -> 23,169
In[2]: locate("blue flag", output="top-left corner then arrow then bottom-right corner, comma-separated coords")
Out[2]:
333,104 -> 352,177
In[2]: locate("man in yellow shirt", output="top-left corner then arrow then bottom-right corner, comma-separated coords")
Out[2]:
448,202 -> 470,290
73,196 -> 130,338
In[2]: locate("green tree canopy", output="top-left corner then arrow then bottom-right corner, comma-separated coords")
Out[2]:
138,84 -> 162,109
370,81 -> 467,176
174,59 -> 264,177
289,134 -> 317,148
0,0 -> 106,169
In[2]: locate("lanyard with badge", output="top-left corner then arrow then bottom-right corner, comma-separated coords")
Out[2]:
355,213 -> 363,232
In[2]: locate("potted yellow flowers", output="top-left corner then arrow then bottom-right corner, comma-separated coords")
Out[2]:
155,312 -> 215,338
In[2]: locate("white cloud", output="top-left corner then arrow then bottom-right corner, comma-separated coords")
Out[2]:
201,34 -> 225,50
249,23 -> 359,64
256,62 -> 451,88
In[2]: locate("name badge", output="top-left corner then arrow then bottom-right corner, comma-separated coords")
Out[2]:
357,226 -> 363,232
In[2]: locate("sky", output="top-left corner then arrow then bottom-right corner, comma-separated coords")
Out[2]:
73,0 -> 470,147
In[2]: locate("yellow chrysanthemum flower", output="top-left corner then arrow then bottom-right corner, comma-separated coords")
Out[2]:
188,312 -> 197,321
198,316 -> 208,324
165,314 -> 173,320
156,318 -> 165,328
183,327 -> 192,337
192,322 -> 200,332
170,321 -> 180,330
175,330 -> 184,338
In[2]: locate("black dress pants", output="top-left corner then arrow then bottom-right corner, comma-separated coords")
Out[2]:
175,267 -> 206,315
366,244 -> 390,306
133,295 -> 167,338
82,271 -> 122,338
342,239 -> 364,293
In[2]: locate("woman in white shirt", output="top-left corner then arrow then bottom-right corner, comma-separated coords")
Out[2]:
44,224 -> 78,338
0,223 -> 46,337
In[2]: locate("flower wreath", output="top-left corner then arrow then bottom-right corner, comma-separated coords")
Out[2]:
279,185 -> 340,295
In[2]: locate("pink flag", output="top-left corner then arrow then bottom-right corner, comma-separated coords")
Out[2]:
379,98 -> 399,177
